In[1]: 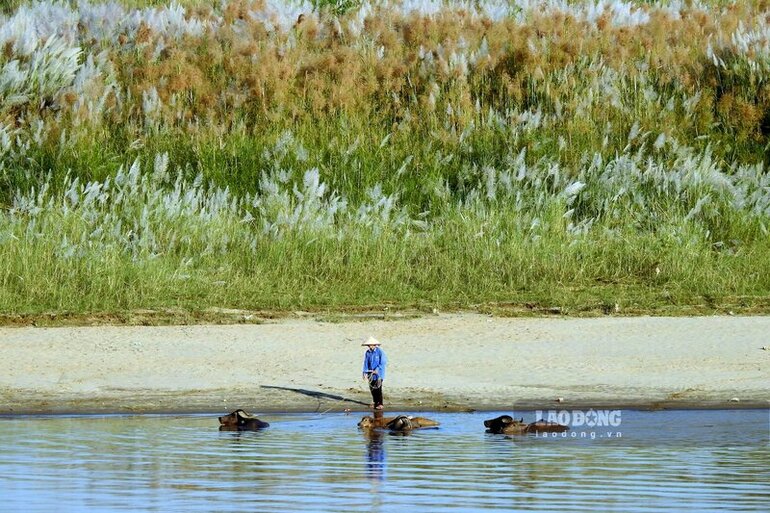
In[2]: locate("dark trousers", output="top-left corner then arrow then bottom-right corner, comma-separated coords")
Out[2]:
369,379 -> 383,407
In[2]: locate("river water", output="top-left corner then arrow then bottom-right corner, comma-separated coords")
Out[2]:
0,409 -> 768,512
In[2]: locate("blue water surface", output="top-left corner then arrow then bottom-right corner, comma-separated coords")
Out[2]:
0,409 -> 768,512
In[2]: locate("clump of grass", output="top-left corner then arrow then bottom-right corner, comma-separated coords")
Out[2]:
1,0 -> 770,317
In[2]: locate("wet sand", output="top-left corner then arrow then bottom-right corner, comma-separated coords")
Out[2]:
1,314 -> 768,414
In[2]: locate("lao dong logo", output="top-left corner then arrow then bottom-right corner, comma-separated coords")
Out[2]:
535,409 -> 623,439
537,409 -> 622,427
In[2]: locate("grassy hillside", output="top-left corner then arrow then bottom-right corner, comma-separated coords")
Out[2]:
2,0 -> 770,320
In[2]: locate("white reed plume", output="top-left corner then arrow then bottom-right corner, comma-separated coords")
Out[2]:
127,1 -> 209,39
0,34 -> 81,108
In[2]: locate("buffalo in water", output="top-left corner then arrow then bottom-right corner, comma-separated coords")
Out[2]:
358,414 -> 439,432
218,409 -> 269,431
484,415 -> 568,435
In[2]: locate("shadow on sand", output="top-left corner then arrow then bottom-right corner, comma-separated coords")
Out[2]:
261,385 -> 370,409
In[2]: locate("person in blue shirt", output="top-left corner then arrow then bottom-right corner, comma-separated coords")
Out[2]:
362,336 -> 387,410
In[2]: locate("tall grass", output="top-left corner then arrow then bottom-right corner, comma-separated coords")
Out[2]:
2,0 -> 770,317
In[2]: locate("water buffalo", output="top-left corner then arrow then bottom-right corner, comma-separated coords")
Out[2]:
484,414 -> 568,435
218,409 -> 269,430
357,414 -> 394,430
526,419 -> 569,433
385,415 -> 440,432
358,414 -> 439,431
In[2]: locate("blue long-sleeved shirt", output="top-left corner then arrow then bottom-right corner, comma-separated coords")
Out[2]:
362,347 -> 386,381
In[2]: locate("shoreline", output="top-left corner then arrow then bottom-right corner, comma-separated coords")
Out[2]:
1,402 -> 768,417
2,314 -> 768,415
5,303 -> 770,328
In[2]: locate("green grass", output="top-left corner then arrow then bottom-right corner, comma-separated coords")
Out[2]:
3,196 -> 769,320
2,0 -> 770,322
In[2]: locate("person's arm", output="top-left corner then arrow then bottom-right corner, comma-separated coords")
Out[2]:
374,350 -> 386,377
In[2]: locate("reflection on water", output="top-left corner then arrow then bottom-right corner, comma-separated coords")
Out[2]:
0,410 -> 768,512
364,426 -> 386,481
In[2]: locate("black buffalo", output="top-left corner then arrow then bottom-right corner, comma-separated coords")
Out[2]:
218,409 -> 269,431
484,415 -> 568,435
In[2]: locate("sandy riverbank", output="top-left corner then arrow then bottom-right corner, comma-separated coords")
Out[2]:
0,314 -> 768,414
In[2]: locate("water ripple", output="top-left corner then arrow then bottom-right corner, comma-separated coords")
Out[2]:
0,410 -> 768,512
